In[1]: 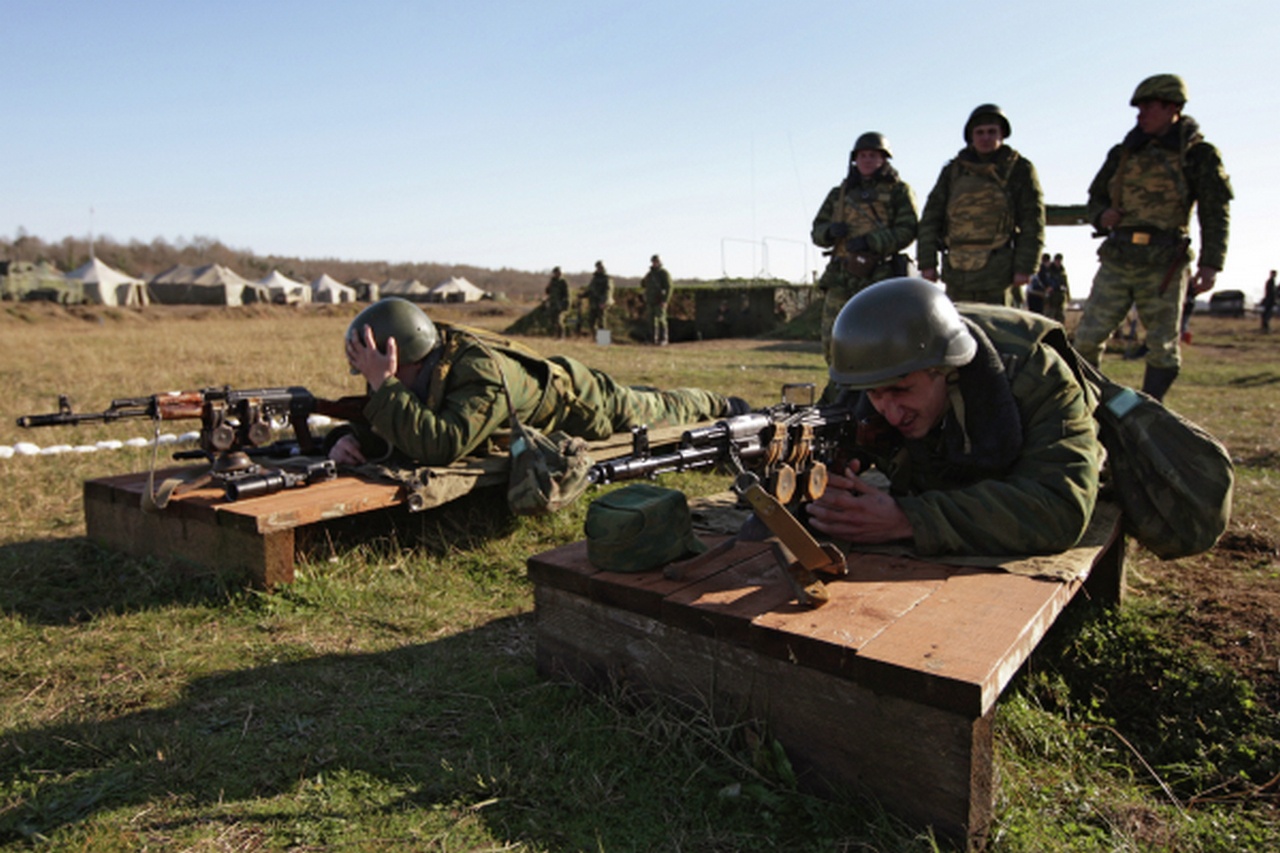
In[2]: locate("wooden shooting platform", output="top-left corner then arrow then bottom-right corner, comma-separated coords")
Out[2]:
81,424 -> 694,589
528,502 -> 1125,844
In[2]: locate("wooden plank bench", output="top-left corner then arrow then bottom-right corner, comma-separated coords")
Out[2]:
528,501 -> 1125,845
81,424 -> 693,588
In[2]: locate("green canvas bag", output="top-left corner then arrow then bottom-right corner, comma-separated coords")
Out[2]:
585,483 -> 708,573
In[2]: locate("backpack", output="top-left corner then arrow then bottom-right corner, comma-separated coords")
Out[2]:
1077,355 -> 1234,559
1042,325 -> 1234,559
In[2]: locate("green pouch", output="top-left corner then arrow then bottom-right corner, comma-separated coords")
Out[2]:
507,423 -> 594,516
585,483 -> 708,573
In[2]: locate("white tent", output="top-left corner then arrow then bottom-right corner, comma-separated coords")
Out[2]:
381,278 -> 431,301
427,276 -> 488,303
311,273 -> 357,303
260,269 -> 311,304
148,264 -> 269,305
65,257 -> 148,306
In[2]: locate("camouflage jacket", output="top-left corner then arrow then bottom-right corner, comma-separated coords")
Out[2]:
354,325 -> 573,466
811,166 -> 918,259
880,305 -> 1101,556
1087,115 -> 1232,271
545,275 -> 570,311
917,145 -> 1045,278
642,266 -> 672,305
586,271 -> 613,308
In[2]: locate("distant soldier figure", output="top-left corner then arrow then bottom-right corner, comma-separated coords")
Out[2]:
917,104 -> 1045,306
585,260 -> 613,334
544,266 -> 570,339
641,254 -> 673,345
1072,74 -> 1233,402
1045,253 -> 1070,323
1026,253 -> 1052,315
1261,270 -> 1276,333
811,131 -> 918,364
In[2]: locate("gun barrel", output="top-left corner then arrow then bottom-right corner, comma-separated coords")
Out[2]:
588,444 -> 724,485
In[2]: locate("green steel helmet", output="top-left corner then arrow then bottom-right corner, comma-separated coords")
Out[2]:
851,131 -> 893,159
828,277 -> 976,389
346,297 -> 440,364
1130,73 -> 1188,106
964,103 -> 1011,143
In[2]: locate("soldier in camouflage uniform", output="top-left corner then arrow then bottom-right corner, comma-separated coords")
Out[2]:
544,266 -> 570,339
917,105 -> 1045,306
811,132 -> 918,364
806,278 -> 1101,557
1073,74 -> 1232,402
641,254 -> 673,345
328,298 -> 747,467
585,260 -> 614,333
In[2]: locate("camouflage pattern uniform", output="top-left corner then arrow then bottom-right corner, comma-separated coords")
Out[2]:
917,146 -> 1045,305
352,324 -> 732,466
1073,115 -> 1232,372
641,259 -> 673,345
545,270 -> 570,339
585,265 -> 613,332
876,304 -> 1101,556
811,166 -> 918,362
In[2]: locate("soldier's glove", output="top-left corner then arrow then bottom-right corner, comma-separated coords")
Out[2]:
827,222 -> 850,242
846,235 -> 870,252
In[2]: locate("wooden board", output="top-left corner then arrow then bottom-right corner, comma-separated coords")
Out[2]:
528,507 -> 1125,844
81,421 -> 703,588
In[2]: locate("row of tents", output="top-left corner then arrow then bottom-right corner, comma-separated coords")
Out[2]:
2,257 -> 491,307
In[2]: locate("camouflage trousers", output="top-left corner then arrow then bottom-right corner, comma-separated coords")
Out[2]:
647,304 -> 669,344
549,356 -> 728,438
1073,258 -> 1188,369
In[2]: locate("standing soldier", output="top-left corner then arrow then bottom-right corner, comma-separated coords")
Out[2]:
585,260 -> 614,334
641,254 -> 673,345
1072,74 -> 1232,402
1262,270 -> 1277,334
811,131 -> 918,363
544,266 -> 570,339
917,104 -> 1045,306
1045,252 -> 1070,323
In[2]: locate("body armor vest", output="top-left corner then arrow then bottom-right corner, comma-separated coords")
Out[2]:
945,155 -> 1017,271
834,179 -> 896,259
1110,144 -> 1190,234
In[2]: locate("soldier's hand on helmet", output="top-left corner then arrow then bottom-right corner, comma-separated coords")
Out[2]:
328,433 -> 367,466
1099,207 -> 1124,230
806,464 -> 914,544
347,324 -> 398,391
920,268 -> 939,283
1191,267 -> 1218,295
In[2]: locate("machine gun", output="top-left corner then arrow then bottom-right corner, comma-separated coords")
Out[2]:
17,386 -> 368,505
591,382 -> 899,608
589,382 -> 895,510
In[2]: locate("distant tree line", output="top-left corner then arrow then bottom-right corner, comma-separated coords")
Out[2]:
0,229 -> 649,302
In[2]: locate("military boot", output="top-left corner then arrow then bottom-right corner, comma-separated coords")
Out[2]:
1141,365 -> 1180,403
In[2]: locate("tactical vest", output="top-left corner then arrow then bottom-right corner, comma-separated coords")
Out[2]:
1109,144 -> 1190,234
834,179 -> 897,259
944,154 -> 1017,271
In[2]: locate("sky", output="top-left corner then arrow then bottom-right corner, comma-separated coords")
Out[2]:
3,0 -> 1278,302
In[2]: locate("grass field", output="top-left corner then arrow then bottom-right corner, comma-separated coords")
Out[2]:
1,299 -> 1277,851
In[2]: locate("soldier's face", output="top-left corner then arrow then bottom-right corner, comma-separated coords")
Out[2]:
865,370 -> 951,440
970,124 -> 1004,154
1136,99 -> 1180,136
854,149 -> 886,176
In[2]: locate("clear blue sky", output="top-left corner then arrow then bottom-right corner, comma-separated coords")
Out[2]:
3,0 -> 1277,301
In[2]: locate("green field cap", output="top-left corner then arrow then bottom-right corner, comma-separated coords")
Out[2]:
585,483 -> 707,573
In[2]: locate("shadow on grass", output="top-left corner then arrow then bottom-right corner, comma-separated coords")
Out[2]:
0,615 -> 895,850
